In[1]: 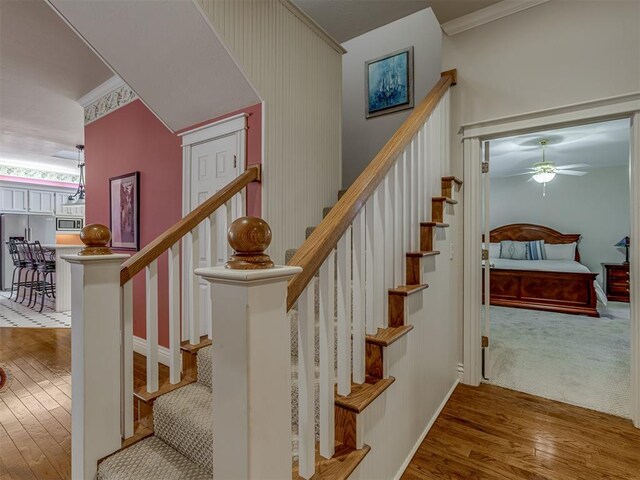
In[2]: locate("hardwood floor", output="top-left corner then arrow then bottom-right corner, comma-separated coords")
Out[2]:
402,383 -> 640,480
3,329 -> 640,480
0,328 -> 169,480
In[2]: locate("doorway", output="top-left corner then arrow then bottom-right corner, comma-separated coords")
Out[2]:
461,94 -> 640,427
480,120 -> 631,417
179,114 -> 247,340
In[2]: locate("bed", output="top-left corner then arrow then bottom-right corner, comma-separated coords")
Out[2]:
482,224 -> 603,317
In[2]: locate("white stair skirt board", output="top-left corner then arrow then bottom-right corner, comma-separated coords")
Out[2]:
0,292 -> 70,328
133,336 -> 172,367
486,303 -> 630,418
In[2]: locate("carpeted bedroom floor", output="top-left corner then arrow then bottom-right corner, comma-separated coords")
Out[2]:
485,302 -> 630,418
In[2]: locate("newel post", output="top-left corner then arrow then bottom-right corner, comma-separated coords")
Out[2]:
195,217 -> 301,479
62,225 -> 129,479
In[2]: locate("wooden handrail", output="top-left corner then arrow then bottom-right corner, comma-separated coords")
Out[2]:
120,164 -> 261,285
286,70 -> 456,311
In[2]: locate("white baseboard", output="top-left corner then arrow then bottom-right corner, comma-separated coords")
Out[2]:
457,363 -> 464,381
132,336 -> 172,367
393,379 -> 459,480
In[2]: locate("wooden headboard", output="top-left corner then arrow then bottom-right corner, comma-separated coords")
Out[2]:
489,223 -> 582,262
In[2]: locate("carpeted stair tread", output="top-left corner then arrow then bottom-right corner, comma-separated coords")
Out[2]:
97,436 -> 209,480
153,383 -> 213,473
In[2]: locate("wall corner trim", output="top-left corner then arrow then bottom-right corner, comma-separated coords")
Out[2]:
393,380 -> 459,480
278,0 -> 347,54
133,335 -> 172,367
441,0 -> 549,36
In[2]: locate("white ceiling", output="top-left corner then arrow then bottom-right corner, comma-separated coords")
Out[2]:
489,119 -> 631,178
292,0 -> 501,43
0,0 -> 112,174
48,0 -> 261,132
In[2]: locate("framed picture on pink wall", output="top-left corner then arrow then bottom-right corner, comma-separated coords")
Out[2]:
109,172 -> 140,250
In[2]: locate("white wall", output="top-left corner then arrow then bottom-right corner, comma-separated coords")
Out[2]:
197,0 -> 343,263
490,166 -> 630,283
442,0 -> 640,366
341,8 -> 442,188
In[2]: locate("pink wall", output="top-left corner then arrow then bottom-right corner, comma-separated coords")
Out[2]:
85,99 -> 262,346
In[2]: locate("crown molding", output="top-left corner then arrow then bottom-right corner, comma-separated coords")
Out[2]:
77,75 -> 125,107
441,0 -> 549,36
279,0 -> 346,54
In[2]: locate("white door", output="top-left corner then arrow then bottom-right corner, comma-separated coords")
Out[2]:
189,133 -> 242,337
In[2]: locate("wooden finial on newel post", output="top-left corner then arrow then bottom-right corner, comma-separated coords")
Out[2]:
226,216 -> 275,269
79,224 -> 113,256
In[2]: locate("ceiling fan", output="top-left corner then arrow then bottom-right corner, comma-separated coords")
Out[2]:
505,139 -> 589,194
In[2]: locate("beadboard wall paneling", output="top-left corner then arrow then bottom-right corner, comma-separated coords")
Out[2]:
197,0 -> 342,263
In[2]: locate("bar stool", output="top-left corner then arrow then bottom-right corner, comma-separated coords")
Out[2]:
6,239 -> 27,301
32,242 -> 56,312
14,240 -> 38,305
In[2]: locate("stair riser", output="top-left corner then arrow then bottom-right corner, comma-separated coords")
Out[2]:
365,343 -> 384,378
420,225 -> 434,251
442,181 -> 452,200
335,406 -> 359,450
432,201 -> 444,224
406,257 -> 422,285
388,294 -> 406,328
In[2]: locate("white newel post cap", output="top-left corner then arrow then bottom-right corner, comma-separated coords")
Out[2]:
195,265 -> 302,284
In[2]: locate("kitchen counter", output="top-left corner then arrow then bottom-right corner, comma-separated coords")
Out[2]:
44,244 -> 84,312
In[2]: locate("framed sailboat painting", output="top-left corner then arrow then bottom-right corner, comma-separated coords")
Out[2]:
365,46 -> 414,119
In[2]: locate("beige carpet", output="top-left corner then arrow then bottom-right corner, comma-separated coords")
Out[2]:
485,302 -> 630,418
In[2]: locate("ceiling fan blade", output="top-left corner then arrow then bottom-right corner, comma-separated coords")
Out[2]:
555,163 -> 590,170
556,170 -> 588,176
503,171 -> 535,177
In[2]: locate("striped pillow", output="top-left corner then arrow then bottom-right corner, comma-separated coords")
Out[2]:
527,240 -> 546,260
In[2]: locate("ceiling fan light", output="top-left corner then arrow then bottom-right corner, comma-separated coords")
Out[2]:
533,171 -> 556,183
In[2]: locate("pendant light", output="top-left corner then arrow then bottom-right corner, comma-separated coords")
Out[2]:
65,145 -> 85,206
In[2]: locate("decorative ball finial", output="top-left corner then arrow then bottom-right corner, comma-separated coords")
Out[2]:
78,224 -> 113,256
226,217 -> 274,270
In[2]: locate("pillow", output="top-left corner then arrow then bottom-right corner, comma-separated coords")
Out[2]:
499,240 -> 528,260
544,242 -> 577,260
489,243 -> 501,258
527,240 -> 546,260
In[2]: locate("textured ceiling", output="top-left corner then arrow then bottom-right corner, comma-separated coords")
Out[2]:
292,0 -> 501,42
0,0 -> 113,173
489,119 -> 631,178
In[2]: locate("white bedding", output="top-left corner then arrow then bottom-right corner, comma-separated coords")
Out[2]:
488,258 -> 608,305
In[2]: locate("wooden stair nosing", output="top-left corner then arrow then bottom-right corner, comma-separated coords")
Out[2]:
406,250 -> 440,258
389,284 -> 429,297
421,221 -> 449,228
134,376 -> 197,403
335,376 -> 395,413
292,443 -> 371,480
366,325 -> 414,347
432,196 -> 458,205
180,337 -> 212,353
442,176 -> 463,186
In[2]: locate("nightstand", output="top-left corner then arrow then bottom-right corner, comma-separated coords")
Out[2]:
602,263 -> 630,302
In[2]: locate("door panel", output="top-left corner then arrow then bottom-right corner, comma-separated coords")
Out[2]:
189,134 -> 240,337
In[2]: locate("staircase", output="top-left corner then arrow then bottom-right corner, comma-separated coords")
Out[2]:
66,70 -> 458,480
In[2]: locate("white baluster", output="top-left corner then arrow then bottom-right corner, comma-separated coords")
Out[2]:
189,228 -> 201,345
416,128 -> 423,224
393,161 -> 402,285
403,148 -> 410,254
337,227 -> 352,396
373,184 -> 385,330
422,123 -> 429,217
168,244 -> 181,384
298,284 -> 315,479
364,197 -> 375,335
145,260 -> 159,393
121,281 -> 133,438
225,201 -> 233,260
319,251 -> 335,458
384,170 -> 395,307
410,139 -> 418,250
207,214 -> 218,340
352,211 -> 365,385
